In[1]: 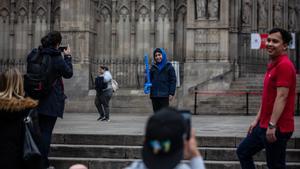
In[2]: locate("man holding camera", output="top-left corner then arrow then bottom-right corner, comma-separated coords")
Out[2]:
26,31 -> 73,169
125,107 -> 205,169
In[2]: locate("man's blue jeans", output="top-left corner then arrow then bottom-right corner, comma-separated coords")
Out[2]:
236,124 -> 292,169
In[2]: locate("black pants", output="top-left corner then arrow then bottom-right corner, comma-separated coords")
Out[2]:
95,89 -> 113,119
38,114 -> 57,169
151,97 -> 169,113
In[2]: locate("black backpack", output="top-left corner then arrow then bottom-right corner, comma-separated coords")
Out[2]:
24,51 -> 55,99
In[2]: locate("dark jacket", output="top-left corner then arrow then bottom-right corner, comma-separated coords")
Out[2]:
150,48 -> 176,98
95,76 -> 107,95
0,97 -> 38,169
26,47 -> 73,118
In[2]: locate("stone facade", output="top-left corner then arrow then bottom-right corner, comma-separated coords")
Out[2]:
0,0 -> 299,112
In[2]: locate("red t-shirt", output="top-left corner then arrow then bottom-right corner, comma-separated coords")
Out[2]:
260,54 -> 296,133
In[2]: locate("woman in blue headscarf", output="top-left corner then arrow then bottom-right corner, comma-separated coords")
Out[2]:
149,48 -> 176,113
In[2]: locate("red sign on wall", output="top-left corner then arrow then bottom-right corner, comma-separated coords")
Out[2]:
259,34 -> 268,49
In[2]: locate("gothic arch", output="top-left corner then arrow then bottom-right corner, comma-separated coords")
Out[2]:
100,6 -> 111,22
175,4 -> 187,21
36,7 -> 47,21
156,4 -> 169,20
117,5 -> 130,22
137,5 -> 150,21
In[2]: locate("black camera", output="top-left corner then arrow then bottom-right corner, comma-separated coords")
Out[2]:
179,110 -> 191,140
58,46 -> 67,52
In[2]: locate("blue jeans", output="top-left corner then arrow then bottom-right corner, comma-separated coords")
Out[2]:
236,124 -> 292,169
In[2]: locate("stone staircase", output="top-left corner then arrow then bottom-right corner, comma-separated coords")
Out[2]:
49,134 -> 300,169
196,75 -> 264,115
196,74 -> 300,115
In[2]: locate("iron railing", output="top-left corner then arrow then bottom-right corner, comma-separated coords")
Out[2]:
90,58 -> 145,89
0,59 -> 27,73
193,89 -> 300,116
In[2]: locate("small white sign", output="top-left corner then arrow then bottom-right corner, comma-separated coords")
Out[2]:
289,33 -> 295,49
251,33 -> 261,49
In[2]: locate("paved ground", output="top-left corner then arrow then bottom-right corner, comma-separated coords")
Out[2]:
54,113 -> 300,138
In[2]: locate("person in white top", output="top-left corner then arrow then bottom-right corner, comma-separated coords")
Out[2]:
94,66 -> 113,122
125,107 -> 206,169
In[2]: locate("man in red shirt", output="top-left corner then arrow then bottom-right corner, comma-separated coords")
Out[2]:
237,28 -> 295,169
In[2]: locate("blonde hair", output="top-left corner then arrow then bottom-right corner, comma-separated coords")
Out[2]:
0,68 -> 25,99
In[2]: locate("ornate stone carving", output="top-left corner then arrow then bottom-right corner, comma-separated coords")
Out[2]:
195,29 -> 207,43
117,0 -> 130,21
242,0 -> 251,25
0,0 -> 10,22
97,0 -> 112,22
175,5 -> 186,21
175,0 -> 187,8
52,0 -> 60,26
156,0 -> 170,19
33,0 -> 47,21
208,0 -> 218,20
207,43 -> 219,59
33,0 -> 47,12
195,0 -> 207,19
208,29 -> 219,43
273,0 -> 283,27
137,0 -> 150,21
288,1 -> 296,30
258,0 -> 267,27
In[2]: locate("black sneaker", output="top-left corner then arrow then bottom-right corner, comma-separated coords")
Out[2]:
101,118 -> 110,122
97,116 -> 104,121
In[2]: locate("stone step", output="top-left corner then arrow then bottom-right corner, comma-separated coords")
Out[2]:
49,144 -> 300,162
51,134 -> 300,149
49,157 -> 300,169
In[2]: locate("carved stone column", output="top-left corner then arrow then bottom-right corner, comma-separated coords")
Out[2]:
9,0 -> 16,58
150,0 -> 155,49
47,0 -> 51,31
169,0 -> 175,60
130,0 -> 135,58
60,0 -> 95,99
111,0 -> 117,58
28,0 -> 33,49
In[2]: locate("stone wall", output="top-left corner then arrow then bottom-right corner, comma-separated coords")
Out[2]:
0,0 -> 299,113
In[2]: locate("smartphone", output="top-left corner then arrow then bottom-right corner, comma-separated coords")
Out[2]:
59,46 -> 67,52
179,110 -> 191,140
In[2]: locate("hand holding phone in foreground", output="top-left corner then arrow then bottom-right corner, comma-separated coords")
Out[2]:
184,129 -> 201,160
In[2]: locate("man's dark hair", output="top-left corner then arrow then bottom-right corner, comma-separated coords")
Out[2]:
41,31 -> 62,48
269,28 -> 292,45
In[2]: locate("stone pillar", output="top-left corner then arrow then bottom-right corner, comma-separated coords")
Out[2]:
185,0 -> 195,60
28,0 -> 33,49
9,0 -> 16,59
150,0 -> 155,49
60,0 -> 94,99
111,0 -> 117,58
130,0 -> 135,58
47,0 -> 51,31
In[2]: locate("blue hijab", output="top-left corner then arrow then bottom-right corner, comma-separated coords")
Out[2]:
153,48 -> 168,71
